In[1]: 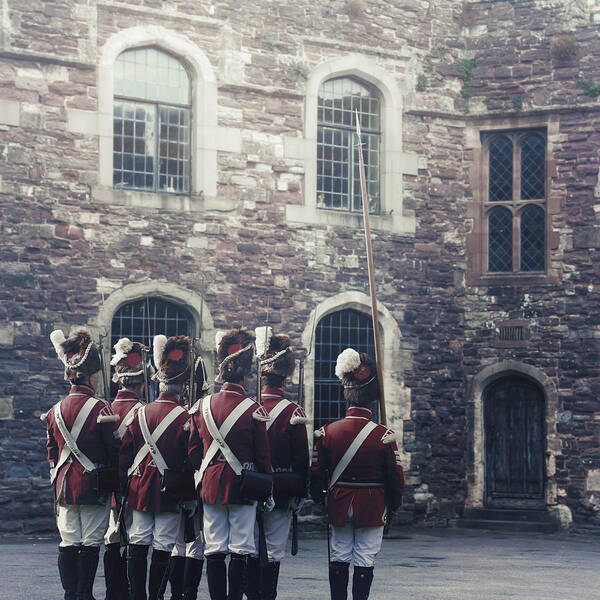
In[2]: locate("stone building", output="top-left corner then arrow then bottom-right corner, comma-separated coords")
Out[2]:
1,0 -> 600,535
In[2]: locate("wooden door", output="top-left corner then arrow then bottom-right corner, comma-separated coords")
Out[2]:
484,377 -> 545,508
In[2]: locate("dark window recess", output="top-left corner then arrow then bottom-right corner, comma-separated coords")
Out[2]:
488,207 -> 513,272
314,309 -> 378,429
520,204 -> 545,272
521,134 -> 545,200
489,135 -> 513,202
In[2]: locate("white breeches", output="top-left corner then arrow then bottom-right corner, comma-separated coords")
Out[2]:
128,509 -> 181,552
252,509 -> 292,563
104,504 -> 133,545
57,501 -> 111,547
330,524 -> 384,568
171,512 -> 205,560
202,503 -> 257,556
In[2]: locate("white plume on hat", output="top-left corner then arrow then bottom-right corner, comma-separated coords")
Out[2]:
335,348 -> 362,380
50,330 -> 67,364
153,334 -> 167,371
255,326 -> 273,358
215,330 -> 226,349
111,337 -> 134,366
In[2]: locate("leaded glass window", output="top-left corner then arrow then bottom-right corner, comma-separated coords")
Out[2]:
113,48 -> 191,194
314,309 -> 378,429
484,131 -> 547,274
317,77 -> 381,213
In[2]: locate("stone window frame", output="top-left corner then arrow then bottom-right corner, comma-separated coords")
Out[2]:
96,26 -> 221,211
466,115 -> 560,286
285,55 -> 416,234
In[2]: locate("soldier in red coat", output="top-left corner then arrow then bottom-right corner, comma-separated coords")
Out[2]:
120,335 -> 193,600
188,328 -> 271,600
46,329 -> 120,600
310,349 -> 404,600
246,327 -> 310,600
104,338 -> 150,600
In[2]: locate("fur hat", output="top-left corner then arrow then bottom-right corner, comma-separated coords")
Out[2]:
215,328 -> 255,383
193,355 -> 210,399
152,334 -> 192,385
50,329 -> 101,382
335,348 -> 377,389
110,337 -> 151,386
255,326 -> 295,379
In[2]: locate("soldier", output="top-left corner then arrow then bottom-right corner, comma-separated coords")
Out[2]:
104,338 -> 150,600
310,349 -> 404,600
120,335 -> 193,600
46,329 -> 120,600
246,327 -> 310,600
188,328 -> 271,600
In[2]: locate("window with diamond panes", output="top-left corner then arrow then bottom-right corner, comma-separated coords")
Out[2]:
113,47 -> 191,194
314,309 -> 378,429
317,77 -> 381,213
485,131 -> 547,274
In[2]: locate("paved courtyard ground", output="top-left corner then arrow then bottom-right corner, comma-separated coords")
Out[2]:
1,528 -> 598,599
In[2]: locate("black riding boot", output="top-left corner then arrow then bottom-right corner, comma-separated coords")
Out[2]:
244,557 -> 261,600
183,558 -> 203,600
104,543 -> 128,600
328,562 -> 350,600
351,566 -> 374,600
227,554 -> 246,600
261,561 -> 280,600
127,544 -> 149,600
206,553 -> 227,600
76,545 -> 100,600
58,545 -> 79,600
149,549 -> 172,600
166,556 -> 185,600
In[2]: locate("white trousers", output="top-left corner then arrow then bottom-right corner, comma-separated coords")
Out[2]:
129,509 -> 181,553
57,502 -> 111,547
203,503 -> 257,556
171,512 -> 205,560
253,509 -> 292,563
104,504 -> 133,545
330,524 -> 384,568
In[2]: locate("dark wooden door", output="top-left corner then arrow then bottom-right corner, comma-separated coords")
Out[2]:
484,377 -> 545,508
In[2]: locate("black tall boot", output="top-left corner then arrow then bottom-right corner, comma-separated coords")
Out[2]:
104,543 -> 128,600
58,545 -> 79,600
76,545 -> 100,600
183,558 -> 203,600
244,557 -> 261,600
261,562 -> 280,600
166,556 -> 185,600
206,553 -> 227,600
227,554 -> 246,600
351,566 -> 374,600
149,549 -> 172,600
328,562 -> 350,600
128,544 -> 149,600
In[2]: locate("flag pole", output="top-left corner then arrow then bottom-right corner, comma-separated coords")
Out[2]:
355,109 -> 387,426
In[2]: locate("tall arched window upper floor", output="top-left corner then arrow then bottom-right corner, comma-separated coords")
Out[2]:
97,26 -> 218,208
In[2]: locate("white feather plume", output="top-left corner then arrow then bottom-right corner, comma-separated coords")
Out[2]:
153,334 -> 167,370
111,337 -> 134,366
215,330 -> 226,349
50,330 -> 67,363
335,348 -> 362,380
254,326 -> 272,358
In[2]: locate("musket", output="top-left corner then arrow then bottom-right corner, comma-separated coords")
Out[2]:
355,110 -> 387,426
256,296 -> 270,406
98,331 -> 111,402
141,346 -> 152,403
188,339 -> 197,410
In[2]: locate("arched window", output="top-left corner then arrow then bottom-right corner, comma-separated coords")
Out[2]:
113,47 -> 191,194
317,77 -> 381,213
314,309 -> 377,429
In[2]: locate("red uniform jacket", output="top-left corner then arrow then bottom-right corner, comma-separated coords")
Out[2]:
119,393 -> 190,514
111,389 -> 144,440
46,384 -> 120,506
310,406 -> 404,528
188,382 -> 271,506
261,387 -> 310,509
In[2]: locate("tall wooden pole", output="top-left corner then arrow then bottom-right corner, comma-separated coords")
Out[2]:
355,110 -> 387,426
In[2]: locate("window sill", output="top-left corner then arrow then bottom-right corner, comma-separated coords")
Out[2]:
468,271 -> 560,287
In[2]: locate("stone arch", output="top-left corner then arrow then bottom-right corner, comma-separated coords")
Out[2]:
97,26 -> 217,196
301,291 -> 411,466
466,360 -> 559,508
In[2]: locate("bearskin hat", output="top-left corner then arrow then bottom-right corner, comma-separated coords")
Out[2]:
255,326 -> 295,379
215,327 -> 255,383
50,329 -> 101,382
110,337 -> 150,387
335,348 -> 379,407
193,355 -> 210,399
152,334 -> 192,385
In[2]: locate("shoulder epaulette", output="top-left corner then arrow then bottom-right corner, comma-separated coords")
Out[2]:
381,428 -> 400,444
289,405 -> 310,425
252,405 -> 271,422
314,426 -> 326,439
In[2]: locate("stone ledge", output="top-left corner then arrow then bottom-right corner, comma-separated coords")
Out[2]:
0,100 -> 20,126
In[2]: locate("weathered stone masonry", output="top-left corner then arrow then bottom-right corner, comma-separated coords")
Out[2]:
1,0 -> 600,534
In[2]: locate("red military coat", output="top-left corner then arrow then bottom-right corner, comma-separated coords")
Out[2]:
111,389 -> 145,440
119,393 -> 190,514
46,384 -> 120,506
310,406 -> 404,528
261,387 -> 310,509
188,382 -> 271,506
